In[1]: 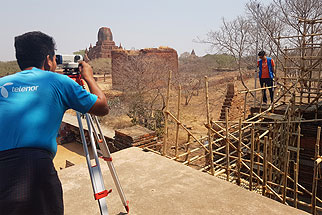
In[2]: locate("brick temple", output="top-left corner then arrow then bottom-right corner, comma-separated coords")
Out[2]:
86,27 -> 122,59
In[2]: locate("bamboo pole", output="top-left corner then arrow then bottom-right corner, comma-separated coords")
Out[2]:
256,133 -> 260,186
239,85 -> 277,94
212,118 -> 322,124
294,125 -> 301,208
263,136 -> 268,196
298,18 -> 322,23
273,32 -> 322,39
175,85 -> 181,160
283,151 -> 290,204
311,126 -> 321,215
162,70 -> 172,156
250,124 -> 255,191
225,107 -> 230,181
185,144 -> 191,162
267,181 -> 298,193
237,118 -> 242,186
205,76 -> 214,175
268,138 -> 273,183
244,92 -> 247,120
182,154 -> 207,165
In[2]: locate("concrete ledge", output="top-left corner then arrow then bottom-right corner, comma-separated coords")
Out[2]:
62,113 -> 114,139
58,147 -> 308,215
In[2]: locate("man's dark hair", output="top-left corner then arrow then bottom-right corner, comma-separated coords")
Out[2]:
14,31 -> 56,70
258,50 -> 266,57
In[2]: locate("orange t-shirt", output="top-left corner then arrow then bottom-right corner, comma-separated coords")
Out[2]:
258,58 -> 275,78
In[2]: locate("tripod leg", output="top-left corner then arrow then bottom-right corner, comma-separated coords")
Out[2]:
90,114 -> 129,213
76,112 -> 109,215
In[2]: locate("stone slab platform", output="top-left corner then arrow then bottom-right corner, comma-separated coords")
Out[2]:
58,147 -> 308,215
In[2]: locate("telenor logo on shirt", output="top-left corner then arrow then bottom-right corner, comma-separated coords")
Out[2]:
12,85 -> 39,93
0,82 -> 39,98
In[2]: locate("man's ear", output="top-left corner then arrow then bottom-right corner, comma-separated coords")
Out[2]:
43,55 -> 51,71
44,55 -> 56,71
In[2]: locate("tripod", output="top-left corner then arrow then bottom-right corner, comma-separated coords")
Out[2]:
66,70 -> 129,214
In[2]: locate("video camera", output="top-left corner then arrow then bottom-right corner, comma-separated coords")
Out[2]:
56,54 -> 83,75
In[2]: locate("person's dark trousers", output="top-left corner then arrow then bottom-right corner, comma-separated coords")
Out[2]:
0,148 -> 64,215
260,78 -> 274,103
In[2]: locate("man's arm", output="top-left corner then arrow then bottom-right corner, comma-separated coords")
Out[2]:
79,61 -> 109,116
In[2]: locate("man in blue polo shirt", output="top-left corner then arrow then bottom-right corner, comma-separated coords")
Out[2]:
0,31 -> 109,215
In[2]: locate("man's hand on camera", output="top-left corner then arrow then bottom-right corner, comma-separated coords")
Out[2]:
78,61 -> 109,116
78,61 -> 94,82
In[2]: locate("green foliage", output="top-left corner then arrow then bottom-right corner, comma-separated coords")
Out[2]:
89,58 -> 112,74
73,49 -> 86,56
201,54 -> 236,69
0,61 -> 20,77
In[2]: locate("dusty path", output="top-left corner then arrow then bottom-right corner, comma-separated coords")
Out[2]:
53,142 -> 87,170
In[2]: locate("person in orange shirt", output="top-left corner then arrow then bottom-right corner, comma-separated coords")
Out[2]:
257,50 -> 275,104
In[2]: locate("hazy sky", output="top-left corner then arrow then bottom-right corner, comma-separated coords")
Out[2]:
0,0 -> 271,61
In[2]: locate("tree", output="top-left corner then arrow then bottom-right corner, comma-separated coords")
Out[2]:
247,0 -> 322,58
202,16 -> 253,69
176,57 -> 203,105
199,16 -> 254,92
112,53 -> 173,135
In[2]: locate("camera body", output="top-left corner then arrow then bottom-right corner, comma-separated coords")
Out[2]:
56,54 -> 83,69
56,54 -> 84,85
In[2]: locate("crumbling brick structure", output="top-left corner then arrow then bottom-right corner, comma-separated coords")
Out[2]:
111,47 -> 178,90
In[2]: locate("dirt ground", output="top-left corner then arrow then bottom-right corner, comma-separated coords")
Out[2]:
53,142 -> 86,170
105,70 -> 255,155
54,70 -> 257,169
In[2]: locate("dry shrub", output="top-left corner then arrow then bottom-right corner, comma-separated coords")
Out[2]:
100,115 -> 132,130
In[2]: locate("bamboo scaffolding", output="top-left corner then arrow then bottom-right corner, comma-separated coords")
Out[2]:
166,110 -> 210,153
242,160 -> 285,203
156,18 -> 322,214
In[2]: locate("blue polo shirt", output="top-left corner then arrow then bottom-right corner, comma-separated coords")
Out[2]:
0,67 -> 98,156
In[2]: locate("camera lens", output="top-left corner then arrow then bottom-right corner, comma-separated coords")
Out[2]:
74,55 -> 81,62
56,55 -> 62,64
